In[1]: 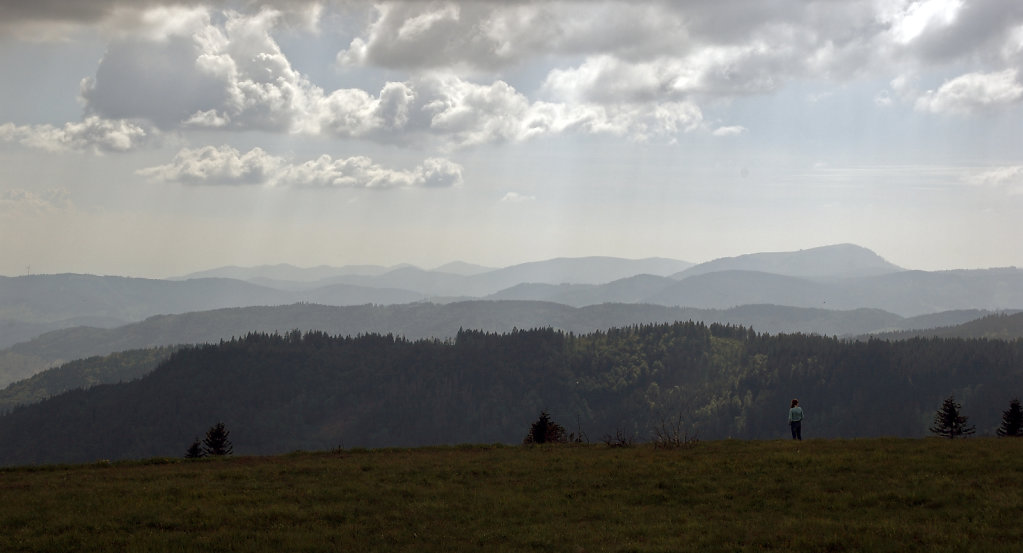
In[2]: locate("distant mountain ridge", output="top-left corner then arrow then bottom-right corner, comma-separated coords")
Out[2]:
1,255 -> 696,344
172,263 -> 411,281
3,305 -> 1019,416
488,268 -> 1023,317
0,301 -> 1003,389
4,244 -> 1022,352
674,243 -> 902,279
176,256 -> 691,291
285,256 -> 696,297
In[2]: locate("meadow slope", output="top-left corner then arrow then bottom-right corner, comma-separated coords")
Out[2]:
1,439 -> 1021,552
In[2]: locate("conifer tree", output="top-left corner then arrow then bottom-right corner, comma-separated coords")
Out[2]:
524,411 -> 567,444
185,437 -> 205,459
202,422 -> 234,456
929,396 -> 976,439
997,398 -> 1023,437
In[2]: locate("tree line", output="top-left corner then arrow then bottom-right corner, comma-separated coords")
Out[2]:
0,322 -> 1021,465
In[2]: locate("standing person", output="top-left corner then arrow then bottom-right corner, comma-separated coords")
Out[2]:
788,399 -> 803,440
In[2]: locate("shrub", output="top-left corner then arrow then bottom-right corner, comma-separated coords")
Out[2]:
602,428 -> 635,448
652,414 -> 699,449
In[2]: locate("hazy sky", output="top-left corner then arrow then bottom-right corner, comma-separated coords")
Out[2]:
2,0 -> 1022,277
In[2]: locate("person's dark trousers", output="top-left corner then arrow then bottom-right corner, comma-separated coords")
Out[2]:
790,421 -> 802,440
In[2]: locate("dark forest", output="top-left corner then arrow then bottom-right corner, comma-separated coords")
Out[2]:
1,322 -> 1020,465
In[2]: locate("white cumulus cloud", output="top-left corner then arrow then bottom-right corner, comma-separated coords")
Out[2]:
315,73 -> 705,147
138,145 -> 463,189
80,7 -> 321,133
136,145 -> 283,185
965,165 -> 1023,194
67,6 -> 716,148
336,2 -> 688,70
0,117 -> 152,153
915,69 -> 1023,114
337,1 -> 1023,121
277,154 -> 463,189
11,0 -> 1022,163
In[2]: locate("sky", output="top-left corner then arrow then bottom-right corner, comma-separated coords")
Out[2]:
1,0 -> 1022,278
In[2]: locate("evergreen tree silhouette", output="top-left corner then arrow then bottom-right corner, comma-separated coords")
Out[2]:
929,396 -> 975,439
202,422 -> 234,456
997,398 -> 1023,437
524,411 -> 567,444
185,437 -> 205,459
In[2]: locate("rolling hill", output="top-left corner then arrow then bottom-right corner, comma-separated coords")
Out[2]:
0,301 -> 1003,391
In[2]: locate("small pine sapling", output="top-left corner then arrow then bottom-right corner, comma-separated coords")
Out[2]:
185,437 -> 205,459
523,410 -> 567,444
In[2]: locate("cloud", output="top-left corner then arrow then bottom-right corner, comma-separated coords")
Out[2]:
72,6 -> 707,147
342,2 -> 883,92
337,2 -> 689,70
874,90 -> 895,107
915,69 -> 1023,114
0,1 -> 324,39
884,0 -> 964,45
277,154 -> 463,189
965,165 -> 1023,194
138,145 -> 463,189
17,1 -> 1020,160
339,1 -> 1023,117
0,0 -> 150,38
316,72 -> 707,146
415,157 -> 465,188
500,192 -> 535,203
81,7 -> 320,133
0,188 -> 72,214
0,117 -> 152,153
136,145 -> 283,185
317,75 -> 533,147
884,0 -> 1023,64
540,44 -> 807,105
712,125 -> 747,137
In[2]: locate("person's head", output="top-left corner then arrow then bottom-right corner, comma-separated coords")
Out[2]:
791,399 -> 799,408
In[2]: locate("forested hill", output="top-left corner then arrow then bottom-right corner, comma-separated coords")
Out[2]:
0,323 -> 1020,466
866,312 -> 1023,341
2,301 -> 1000,389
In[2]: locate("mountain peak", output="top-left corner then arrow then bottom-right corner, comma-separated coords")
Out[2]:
430,261 -> 496,276
675,244 -> 903,280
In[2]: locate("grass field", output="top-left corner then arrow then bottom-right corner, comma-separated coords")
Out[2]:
2,438 -> 1022,552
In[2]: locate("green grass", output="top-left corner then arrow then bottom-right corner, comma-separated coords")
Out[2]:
2,439 -> 1022,552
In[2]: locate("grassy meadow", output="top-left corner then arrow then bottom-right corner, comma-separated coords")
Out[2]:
2,438 -> 1022,552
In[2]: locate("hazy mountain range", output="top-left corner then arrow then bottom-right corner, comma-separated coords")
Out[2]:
5,301 -> 1019,402
3,300 -> 1004,388
2,243 -> 1021,387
